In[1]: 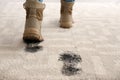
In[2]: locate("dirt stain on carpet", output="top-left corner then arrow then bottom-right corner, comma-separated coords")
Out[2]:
59,51 -> 82,76
25,43 -> 43,53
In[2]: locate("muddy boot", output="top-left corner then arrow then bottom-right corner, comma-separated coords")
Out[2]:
60,0 -> 74,28
23,0 -> 45,43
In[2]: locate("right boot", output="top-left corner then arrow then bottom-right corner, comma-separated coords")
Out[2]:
23,0 -> 45,43
60,0 -> 74,28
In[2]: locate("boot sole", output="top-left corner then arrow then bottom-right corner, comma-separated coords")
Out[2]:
23,34 -> 44,44
60,22 -> 72,28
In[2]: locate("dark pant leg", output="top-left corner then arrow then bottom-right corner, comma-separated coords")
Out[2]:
65,0 -> 75,2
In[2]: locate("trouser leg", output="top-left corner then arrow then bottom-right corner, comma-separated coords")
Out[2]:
65,0 -> 75,2
38,0 -> 43,2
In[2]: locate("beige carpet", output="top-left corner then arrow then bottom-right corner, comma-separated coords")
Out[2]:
0,2 -> 120,80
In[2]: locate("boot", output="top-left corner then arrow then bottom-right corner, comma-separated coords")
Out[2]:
60,0 -> 74,28
23,0 -> 45,43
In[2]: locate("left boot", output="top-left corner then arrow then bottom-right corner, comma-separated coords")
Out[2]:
60,0 -> 74,28
23,0 -> 45,43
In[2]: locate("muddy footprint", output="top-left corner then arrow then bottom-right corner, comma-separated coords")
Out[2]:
25,43 -> 43,53
59,51 -> 82,76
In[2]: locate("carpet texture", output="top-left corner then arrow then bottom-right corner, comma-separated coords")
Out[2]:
0,2 -> 120,80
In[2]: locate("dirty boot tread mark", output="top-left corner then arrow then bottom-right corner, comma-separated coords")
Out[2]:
59,51 -> 82,76
25,43 -> 43,53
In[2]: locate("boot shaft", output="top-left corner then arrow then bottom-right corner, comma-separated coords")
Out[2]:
61,0 -> 74,15
23,0 -> 45,30
24,0 -> 45,21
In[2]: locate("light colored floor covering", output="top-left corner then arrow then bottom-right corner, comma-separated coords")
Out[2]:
0,2 -> 120,80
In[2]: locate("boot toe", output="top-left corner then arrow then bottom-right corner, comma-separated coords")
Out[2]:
23,34 -> 44,44
60,22 -> 72,28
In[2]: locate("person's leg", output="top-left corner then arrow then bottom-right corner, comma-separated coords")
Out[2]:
23,0 -> 45,43
60,0 -> 75,28
38,0 -> 43,2
65,0 -> 75,2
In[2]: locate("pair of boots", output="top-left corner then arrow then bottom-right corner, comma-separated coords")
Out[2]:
23,0 -> 74,43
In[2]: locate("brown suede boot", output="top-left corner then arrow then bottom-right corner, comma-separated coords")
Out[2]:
23,0 -> 45,43
60,0 -> 74,28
